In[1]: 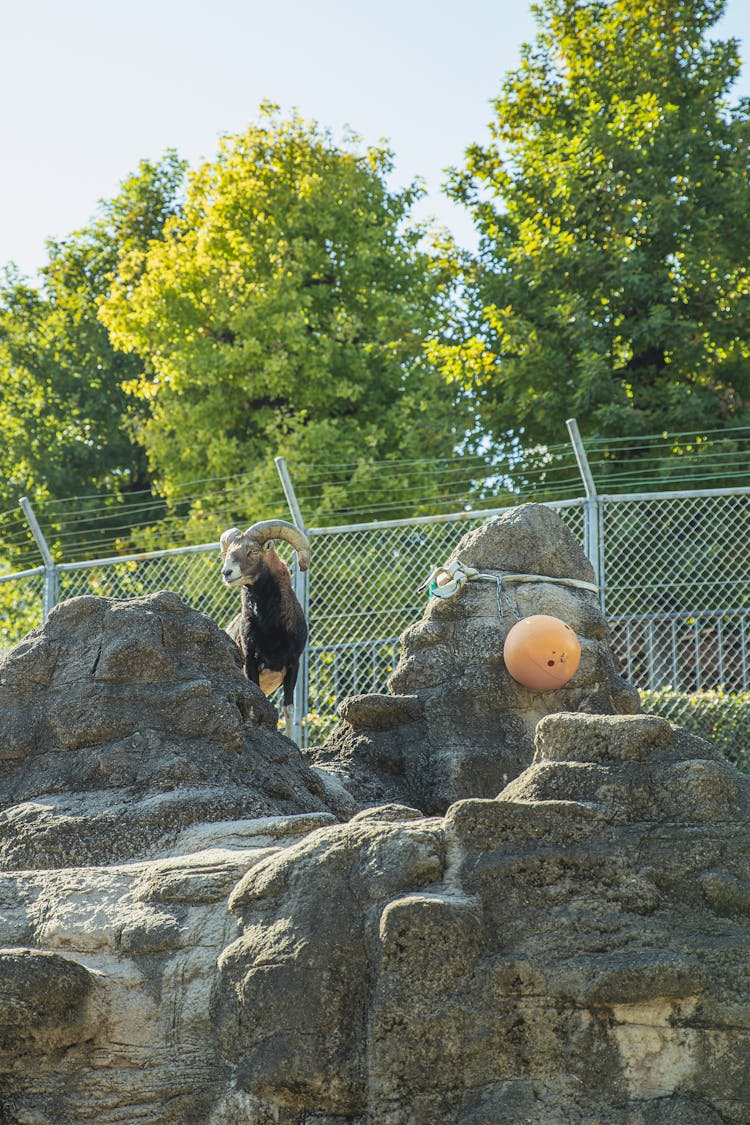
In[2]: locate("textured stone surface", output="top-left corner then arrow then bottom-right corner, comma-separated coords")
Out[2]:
0,948 -> 98,1055
0,592 -> 331,869
3,555 -> 748,1122
216,713 -> 750,1124
217,804 -> 444,1117
0,814 -> 335,1123
309,504 -> 638,813
0,591 -> 342,1122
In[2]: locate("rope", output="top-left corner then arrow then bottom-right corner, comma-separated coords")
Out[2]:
420,561 -> 599,622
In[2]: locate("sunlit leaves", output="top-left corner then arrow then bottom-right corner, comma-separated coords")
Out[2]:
101,105 -> 466,520
441,0 -> 750,451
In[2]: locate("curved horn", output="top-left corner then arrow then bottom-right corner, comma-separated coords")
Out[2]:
244,520 -> 311,571
219,527 -> 243,559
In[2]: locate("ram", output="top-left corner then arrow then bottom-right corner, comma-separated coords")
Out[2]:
220,520 -> 310,739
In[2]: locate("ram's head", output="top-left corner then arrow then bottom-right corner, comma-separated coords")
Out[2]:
219,521 -> 311,587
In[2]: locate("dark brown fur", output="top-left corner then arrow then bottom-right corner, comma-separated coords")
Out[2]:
221,532 -> 308,735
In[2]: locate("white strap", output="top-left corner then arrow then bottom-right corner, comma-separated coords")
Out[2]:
501,572 -> 599,594
422,562 -> 598,600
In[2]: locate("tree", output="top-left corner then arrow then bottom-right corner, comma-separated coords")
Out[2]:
101,104 -> 469,529
0,153 -> 187,558
438,0 -> 750,464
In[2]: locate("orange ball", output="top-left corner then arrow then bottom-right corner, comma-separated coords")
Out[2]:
503,614 -> 581,691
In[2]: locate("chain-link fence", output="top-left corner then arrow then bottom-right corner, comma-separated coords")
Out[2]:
0,567 -> 45,651
600,489 -> 750,619
2,486 -> 750,762
303,504 -> 585,737
58,546 -> 236,621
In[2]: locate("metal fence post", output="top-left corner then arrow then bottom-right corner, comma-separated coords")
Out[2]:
19,497 -> 59,619
275,456 -> 306,530
274,457 -> 309,746
565,419 -> 603,607
295,554 -> 311,746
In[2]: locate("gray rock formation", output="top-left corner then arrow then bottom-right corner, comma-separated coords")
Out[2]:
0,812 -> 335,1122
2,535 -> 747,1124
0,590 -> 339,1123
309,503 -> 639,813
217,713 -> 750,1123
0,591 -> 330,869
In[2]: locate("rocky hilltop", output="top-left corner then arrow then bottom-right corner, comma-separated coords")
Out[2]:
0,589 -> 330,870
0,506 -> 747,1123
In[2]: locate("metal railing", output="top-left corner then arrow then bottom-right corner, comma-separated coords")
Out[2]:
610,607 -> 750,693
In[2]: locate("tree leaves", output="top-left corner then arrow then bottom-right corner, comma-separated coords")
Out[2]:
440,0 -> 750,455
100,106 -> 468,523
0,155 -> 186,556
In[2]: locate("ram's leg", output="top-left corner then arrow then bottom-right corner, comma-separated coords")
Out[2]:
244,653 -> 261,686
283,661 -> 300,742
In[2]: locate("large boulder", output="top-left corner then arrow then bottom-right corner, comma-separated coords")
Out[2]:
0,591 -> 332,869
309,503 -> 639,813
0,590 -> 339,1123
216,713 -> 750,1123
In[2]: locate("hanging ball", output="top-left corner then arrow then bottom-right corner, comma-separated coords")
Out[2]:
503,614 -> 581,691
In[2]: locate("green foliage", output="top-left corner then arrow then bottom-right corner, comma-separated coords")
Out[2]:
641,686 -> 750,770
0,571 -> 43,656
101,105 -> 469,527
0,154 -> 187,563
438,0 -> 750,462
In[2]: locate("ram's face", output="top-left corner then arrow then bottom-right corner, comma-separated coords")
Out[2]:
221,534 -> 275,586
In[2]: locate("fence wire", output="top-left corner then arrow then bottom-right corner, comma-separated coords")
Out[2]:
58,548 -> 236,623
601,490 -> 750,618
0,569 -> 45,654
2,491 -> 750,764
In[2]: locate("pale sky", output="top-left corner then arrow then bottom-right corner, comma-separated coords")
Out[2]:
2,0 -> 749,280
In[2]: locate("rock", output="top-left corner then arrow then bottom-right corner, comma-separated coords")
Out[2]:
309,504 -> 639,813
215,713 -> 750,1123
3,553 -> 748,1122
0,948 -> 99,1054
0,817 -> 336,1124
0,592 -> 333,869
0,592 -> 342,1123
216,809 -> 446,1117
